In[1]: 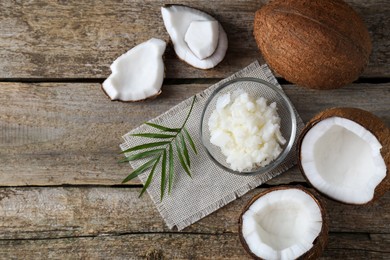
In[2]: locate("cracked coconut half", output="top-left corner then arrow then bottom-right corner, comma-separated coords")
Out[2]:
298,108 -> 389,204
102,38 -> 166,102
239,186 -> 328,260
161,5 -> 228,69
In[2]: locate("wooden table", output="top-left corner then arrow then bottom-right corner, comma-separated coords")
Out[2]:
0,1 -> 389,259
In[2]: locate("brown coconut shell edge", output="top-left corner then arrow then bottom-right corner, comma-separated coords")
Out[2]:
238,186 -> 329,260
100,84 -> 162,103
297,107 -> 390,205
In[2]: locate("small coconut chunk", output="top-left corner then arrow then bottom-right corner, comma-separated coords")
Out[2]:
102,38 -> 166,102
300,117 -> 387,204
161,5 -> 228,69
184,20 -> 219,60
241,188 -> 324,260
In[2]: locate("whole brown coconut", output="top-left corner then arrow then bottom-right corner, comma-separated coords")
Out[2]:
254,0 -> 372,89
298,108 -> 390,204
239,186 -> 329,259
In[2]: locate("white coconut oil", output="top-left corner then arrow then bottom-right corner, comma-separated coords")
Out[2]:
208,89 -> 286,172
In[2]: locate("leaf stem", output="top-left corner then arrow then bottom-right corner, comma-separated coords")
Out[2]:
181,95 -> 197,129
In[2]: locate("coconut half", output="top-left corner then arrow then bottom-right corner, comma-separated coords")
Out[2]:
102,38 -> 166,102
161,5 -> 228,69
298,108 -> 389,204
239,186 -> 328,260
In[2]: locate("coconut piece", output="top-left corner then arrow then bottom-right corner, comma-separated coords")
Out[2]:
253,0 -> 372,89
298,108 -> 390,204
239,186 -> 328,260
185,20 -> 219,60
102,38 -> 166,102
161,5 -> 228,69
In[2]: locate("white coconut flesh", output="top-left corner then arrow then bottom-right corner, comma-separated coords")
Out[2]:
185,20 -> 219,60
102,38 -> 166,102
161,5 -> 228,69
242,189 -> 323,260
301,117 -> 386,204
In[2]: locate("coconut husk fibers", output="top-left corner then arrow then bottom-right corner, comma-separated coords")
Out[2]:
253,0 -> 372,90
238,186 -> 329,260
297,108 -> 390,204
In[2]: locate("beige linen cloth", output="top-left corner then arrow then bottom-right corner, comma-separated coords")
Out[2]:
120,61 -> 304,230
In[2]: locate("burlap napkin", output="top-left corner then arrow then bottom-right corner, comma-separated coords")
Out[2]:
120,61 -> 304,230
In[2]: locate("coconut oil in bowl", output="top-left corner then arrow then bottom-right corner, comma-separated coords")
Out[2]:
200,77 -> 297,176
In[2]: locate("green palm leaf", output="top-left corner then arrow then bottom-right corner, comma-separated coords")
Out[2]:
139,156 -> 161,197
160,150 -> 167,200
118,149 -> 164,163
131,133 -> 176,139
168,143 -> 174,194
120,141 -> 170,154
180,133 -> 190,168
175,138 -> 191,178
146,122 -> 180,133
183,127 -> 197,155
122,157 -> 158,183
121,95 -> 198,200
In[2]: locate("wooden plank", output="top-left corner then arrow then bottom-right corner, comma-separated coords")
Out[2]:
0,187 -> 388,240
0,233 -> 251,260
0,82 -> 388,186
0,232 -> 388,259
0,0 -> 388,79
327,233 -> 390,255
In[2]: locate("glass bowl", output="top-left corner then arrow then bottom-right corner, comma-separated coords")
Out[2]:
200,77 -> 297,176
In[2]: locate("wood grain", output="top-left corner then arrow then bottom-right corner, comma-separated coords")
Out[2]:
0,187 -> 388,259
0,187 -> 388,239
0,0 -> 388,79
0,1 -> 388,258
0,232 -> 388,259
0,82 -> 388,186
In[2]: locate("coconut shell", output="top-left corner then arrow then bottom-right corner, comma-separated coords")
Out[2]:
101,84 -> 162,102
297,108 -> 390,204
238,186 -> 329,260
161,4 -> 228,70
101,52 -> 166,102
253,0 -> 372,89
